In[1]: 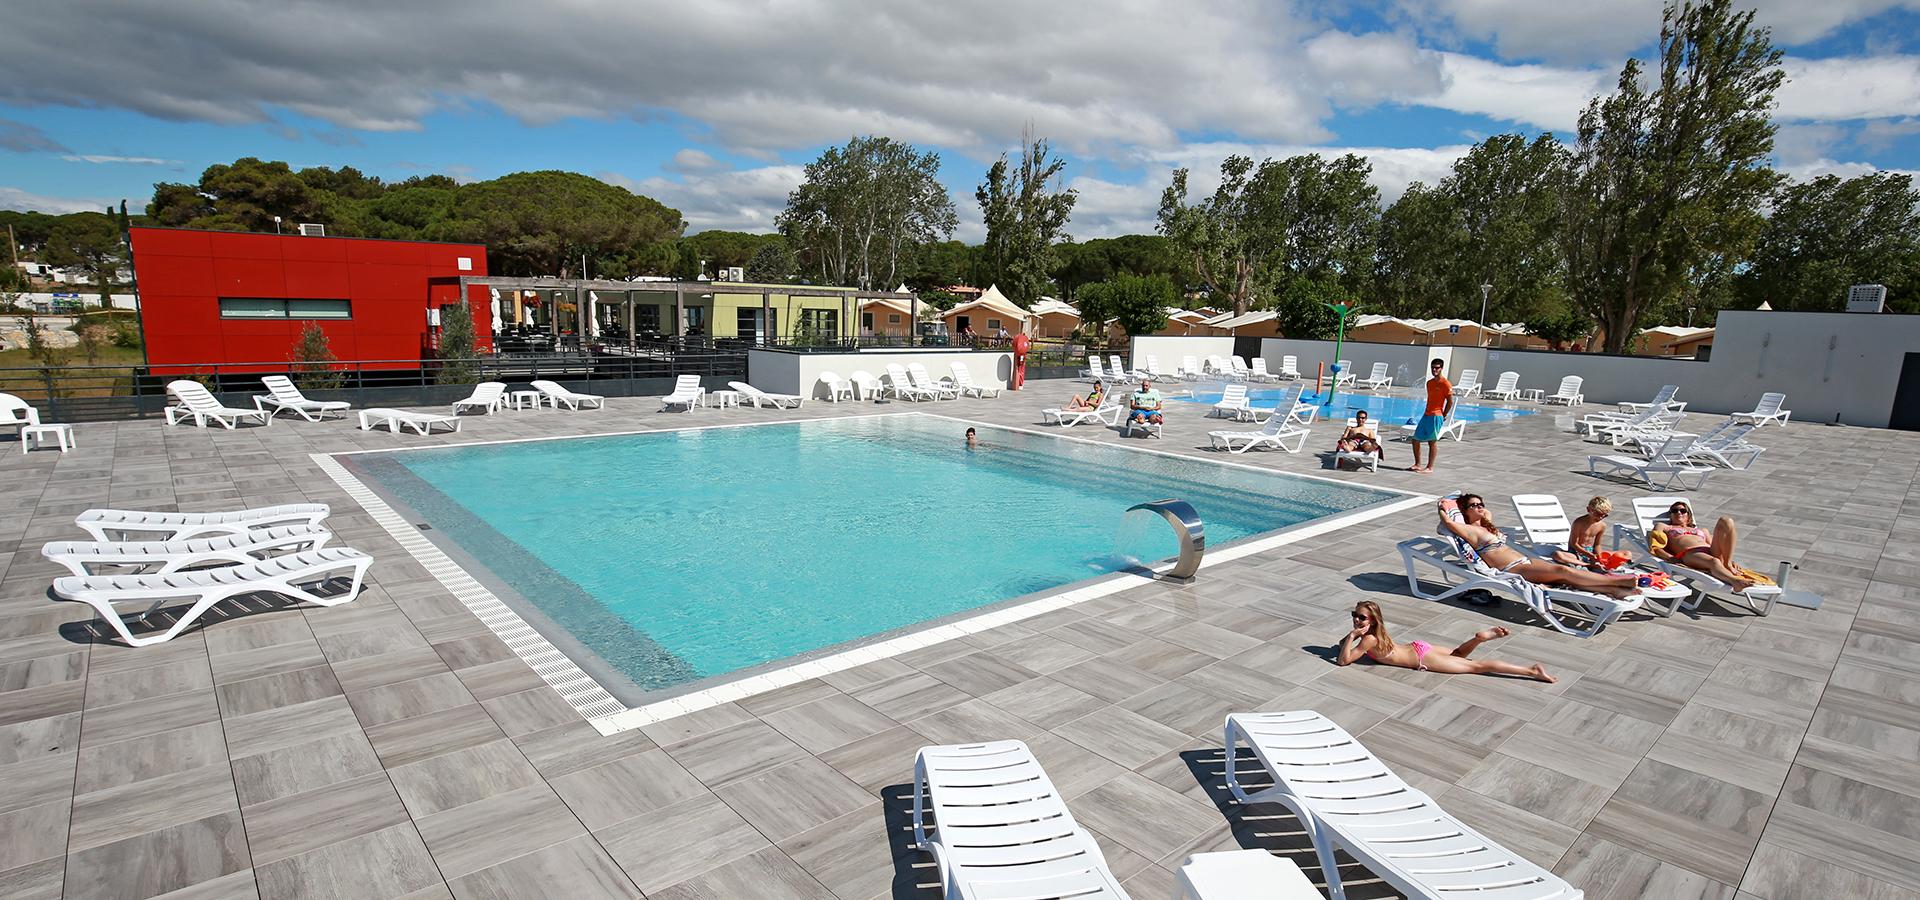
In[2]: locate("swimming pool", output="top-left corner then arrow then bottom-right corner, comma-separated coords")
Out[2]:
1176,388 -> 1533,424
342,415 -> 1401,712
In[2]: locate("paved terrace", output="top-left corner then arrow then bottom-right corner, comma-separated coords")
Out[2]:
2,381 -> 1917,900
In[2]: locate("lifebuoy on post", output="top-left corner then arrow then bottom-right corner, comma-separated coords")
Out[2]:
1011,333 -> 1030,390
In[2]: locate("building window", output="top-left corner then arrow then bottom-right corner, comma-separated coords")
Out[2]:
888,314 -> 901,324
219,298 -> 351,319
987,318 -> 1001,330
798,308 -> 838,339
634,305 -> 660,335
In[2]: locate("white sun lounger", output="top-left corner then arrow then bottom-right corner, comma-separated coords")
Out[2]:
1333,420 -> 1382,471
1042,401 -> 1124,427
1229,356 -> 1254,381
1357,362 -> 1392,391
452,382 -> 506,415
75,503 -> 331,543
1510,494 -> 1578,561
53,547 -> 373,648
1399,409 -> 1464,442
1210,412 -> 1310,454
1180,355 -> 1208,381
1677,423 -> 1764,469
1144,356 -> 1179,383
1123,412 -> 1163,438
42,524 -> 333,578
253,375 -> 350,422
1224,711 -> 1584,900
912,740 -> 1132,900
883,365 -> 932,401
848,370 -> 883,401
1484,371 -> 1521,401
1108,355 -> 1129,382
1277,355 -> 1301,380
1615,496 -> 1783,617
360,408 -> 462,435
1588,432 -> 1712,491
1616,384 -> 1684,415
530,379 -> 604,410
1244,384 -> 1305,425
1211,384 -> 1252,420
817,370 -> 855,402
660,374 -> 705,411
1248,358 -> 1278,382
1082,356 -> 1109,383
728,381 -> 805,408
1732,391 -> 1791,427
948,362 -> 999,398
1398,533 -> 1642,637
908,364 -> 960,400
1451,368 -> 1481,398
165,381 -> 272,429
1542,375 -> 1584,406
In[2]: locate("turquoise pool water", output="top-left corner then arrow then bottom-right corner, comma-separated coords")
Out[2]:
349,415 -> 1396,697
1177,388 -> 1532,424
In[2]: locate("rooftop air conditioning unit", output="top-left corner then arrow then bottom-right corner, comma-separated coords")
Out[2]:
1846,284 -> 1886,313
296,223 -> 326,237
725,266 -> 745,282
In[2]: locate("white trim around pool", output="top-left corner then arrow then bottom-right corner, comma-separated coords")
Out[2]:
318,413 -> 1432,735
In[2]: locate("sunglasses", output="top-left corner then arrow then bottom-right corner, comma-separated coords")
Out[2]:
1465,502 -> 1486,509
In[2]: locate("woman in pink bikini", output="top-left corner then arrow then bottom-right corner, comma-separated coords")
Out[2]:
1335,600 -> 1556,682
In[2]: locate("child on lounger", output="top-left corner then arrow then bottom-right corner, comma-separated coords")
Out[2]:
1336,600 -> 1555,682
1065,384 -> 1105,411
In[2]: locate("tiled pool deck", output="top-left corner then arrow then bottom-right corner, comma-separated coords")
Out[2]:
2,382 -> 1916,900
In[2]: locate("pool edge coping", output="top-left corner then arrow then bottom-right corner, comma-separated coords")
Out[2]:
315,410 -> 1434,735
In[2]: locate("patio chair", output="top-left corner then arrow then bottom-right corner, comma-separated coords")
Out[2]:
1614,495 -> 1783,617
1587,432 -> 1712,491
816,371 -> 855,402
1732,391 -> 1791,427
530,379 -> 605,410
52,547 -> 373,648
451,382 -> 506,415
1357,362 -> 1392,391
912,740 -> 1131,900
359,408 -> 462,435
1483,371 -> 1522,401
1542,375 -> 1584,406
1224,711 -> 1583,900
1209,412 -> 1310,454
1451,369 -> 1481,398
1210,384 -> 1252,419
947,362 -> 999,398
74,503 -> 331,543
253,375 -> 350,422
727,381 -> 806,408
848,370 -> 883,401
42,524 -> 333,578
165,381 -> 272,429
660,374 -> 705,411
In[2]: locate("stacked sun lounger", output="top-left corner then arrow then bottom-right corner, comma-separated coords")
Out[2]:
44,504 -> 372,647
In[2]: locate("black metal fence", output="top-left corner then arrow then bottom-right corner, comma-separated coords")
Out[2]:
0,346 -> 746,422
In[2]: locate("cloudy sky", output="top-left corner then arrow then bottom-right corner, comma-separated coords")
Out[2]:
2,0 -> 1916,240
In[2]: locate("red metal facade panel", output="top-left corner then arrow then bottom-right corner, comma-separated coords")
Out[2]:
131,227 -> 491,373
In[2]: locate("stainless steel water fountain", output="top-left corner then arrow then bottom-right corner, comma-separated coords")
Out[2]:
1126,499 -> 1205,583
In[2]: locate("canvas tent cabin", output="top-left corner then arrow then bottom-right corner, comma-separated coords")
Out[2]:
942,284 -> 1034,337
1639,325 -> 1716,357
860,295 -> 918,337
1028,297 -> 1081,338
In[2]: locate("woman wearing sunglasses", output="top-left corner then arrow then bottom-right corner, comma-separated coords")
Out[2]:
1336,600 -> 1555,682
1439,495 -> 1642,598
1651,501 -> 1767,591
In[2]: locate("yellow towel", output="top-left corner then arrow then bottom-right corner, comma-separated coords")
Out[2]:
1648,530 -> 1774,586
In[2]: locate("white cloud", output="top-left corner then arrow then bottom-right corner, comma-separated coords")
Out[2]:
608,164 -> 806,234
60,154 -> 178,165
1419,53 -> 1611,132
0,186 -> 111,214
1777,55 -> 1920,122
1778,157 -> 1920,182
0,117 -> 68,154
1399,0 -> 1920,64
666,149 -> 726,175
1857,117 -> 1920,153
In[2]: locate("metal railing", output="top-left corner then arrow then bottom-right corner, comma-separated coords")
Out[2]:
0,347 -> 746,422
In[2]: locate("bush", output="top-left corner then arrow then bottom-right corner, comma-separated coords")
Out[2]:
436,300 -> 479,384
290,321 -> 344,390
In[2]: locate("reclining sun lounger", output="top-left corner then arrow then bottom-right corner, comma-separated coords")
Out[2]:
1732,391 -> 1791,427
1332,420 -> 1382,471
1224,710 -> 1584,900
1587,432 -> 1712,491
1210,412 -> 1309,454
660,374 -> 705,412
1357,361 -> 1392,391
948,362 -> 999,398
728,381 -> 805,408
53,547 -> 373,647
1616,384 -> 1684,416
1042,401 -> 1123,427
1483,371 -> 1522,401
1614,496 -> 1784,617
530,379 -> 605,410
908,364 -> 960,400
1397,532 -> 1643,638
1212,384 -> 1253,420
75,503 -> 331,543
913,740 -> 1132,900
1398,409 -> 1463,442
42,524 -> 333,578
165,381 -> 272,429
451,382 -> 506,415
1542,375 -> 1584,406
360,408 -> 463,435
1450,368 -> 1481,397
253,375 -> 351,422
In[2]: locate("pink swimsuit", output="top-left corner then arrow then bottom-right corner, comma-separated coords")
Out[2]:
1369,640 -> 1434,669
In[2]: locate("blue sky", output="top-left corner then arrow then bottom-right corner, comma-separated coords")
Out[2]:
2,0 -> 1916,240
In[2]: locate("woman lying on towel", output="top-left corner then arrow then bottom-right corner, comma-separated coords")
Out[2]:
1650,501 -> 1772,592
1439,495 -> 1642,599
1337,600 -> 1555,682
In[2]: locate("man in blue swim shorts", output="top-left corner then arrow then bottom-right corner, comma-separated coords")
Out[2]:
1411,358 -> 1453,473
1128,379 -> 1163,428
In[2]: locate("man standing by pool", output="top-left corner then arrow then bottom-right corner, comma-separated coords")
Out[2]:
1411,358 -> 1453,473
1128,379 -> 1163,429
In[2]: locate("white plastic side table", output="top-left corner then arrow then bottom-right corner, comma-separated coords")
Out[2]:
1174,850 -> 1320,899
1520,388 -> 1546,403
509,390 -> 543,410
22,423 -> 74,453
709,390 -> 740,409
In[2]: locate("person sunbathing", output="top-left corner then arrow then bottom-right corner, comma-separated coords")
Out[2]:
1650,501 -> 1769,591
1335,411 -> 1381,456
1550,496 -> 1612,570
1336,600 -> 1554,682
1065,384 -> 1106,411
1439,495 -> 1641,599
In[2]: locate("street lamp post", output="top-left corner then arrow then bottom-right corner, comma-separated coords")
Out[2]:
273,216 -> 282,235
1320,300 -> 1357,406
1478,283 -> 1492,347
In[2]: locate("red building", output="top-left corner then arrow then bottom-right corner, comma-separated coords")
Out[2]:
130,227 -> 492,374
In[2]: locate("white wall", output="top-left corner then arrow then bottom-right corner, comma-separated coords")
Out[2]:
1133,310 -> 1920,427
749,348 -> 1014,399
1129,336 -> 1234,371
14,292 -> 139,311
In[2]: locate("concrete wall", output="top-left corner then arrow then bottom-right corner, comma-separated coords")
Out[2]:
748,348 -> 1014,399
1139,310 -> 1920,427
1129,337 -> 1233,372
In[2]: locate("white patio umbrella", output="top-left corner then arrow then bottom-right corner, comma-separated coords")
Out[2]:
586,291 -> 600,338
488,288 -> 504,333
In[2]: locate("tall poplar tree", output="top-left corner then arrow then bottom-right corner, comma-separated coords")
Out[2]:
977,136 -> 1078,307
